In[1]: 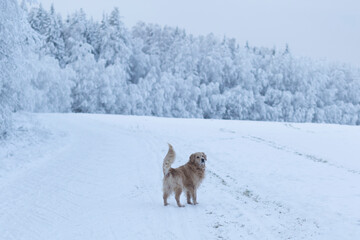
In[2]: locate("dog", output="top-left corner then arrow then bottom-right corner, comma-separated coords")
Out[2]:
162,144 -> 207,207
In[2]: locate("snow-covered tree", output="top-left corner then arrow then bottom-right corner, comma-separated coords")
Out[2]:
0,0 -> 73,137
6,4 -> 359,126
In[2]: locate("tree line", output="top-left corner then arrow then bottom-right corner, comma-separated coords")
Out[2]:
1,0 -> 360,137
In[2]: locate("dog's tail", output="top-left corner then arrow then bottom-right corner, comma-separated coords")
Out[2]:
163,143 -> 175,175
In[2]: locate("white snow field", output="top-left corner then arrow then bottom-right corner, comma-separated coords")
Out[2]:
1,113 -> 359,240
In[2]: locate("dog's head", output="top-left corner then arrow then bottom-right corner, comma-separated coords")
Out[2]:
189,152 -> 207,167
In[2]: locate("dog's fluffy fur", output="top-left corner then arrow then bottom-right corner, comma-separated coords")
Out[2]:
162,144 -> 207,207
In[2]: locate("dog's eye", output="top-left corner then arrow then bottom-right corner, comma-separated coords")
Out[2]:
197,156 -> 199,158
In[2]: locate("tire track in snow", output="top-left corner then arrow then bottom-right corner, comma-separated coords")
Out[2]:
206,168 -> 320,239
219,127 -> 360,175
241,135 -> 360,175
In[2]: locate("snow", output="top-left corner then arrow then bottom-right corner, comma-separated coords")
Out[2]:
1,112 -> 359,239
3,0 -> 360,129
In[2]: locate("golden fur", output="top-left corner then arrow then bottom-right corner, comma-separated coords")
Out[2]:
162,144 -> 207,207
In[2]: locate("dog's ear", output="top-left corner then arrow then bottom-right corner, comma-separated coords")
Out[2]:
189,154 -> 195,163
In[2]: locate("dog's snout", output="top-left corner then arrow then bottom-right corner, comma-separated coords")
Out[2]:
201,158 -> 205,163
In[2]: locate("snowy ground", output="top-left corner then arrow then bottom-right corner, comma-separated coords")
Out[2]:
1,113 -> 359,240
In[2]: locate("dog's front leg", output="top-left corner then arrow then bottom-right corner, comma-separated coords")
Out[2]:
186,191 -> 192,204
190,188 -> 198,205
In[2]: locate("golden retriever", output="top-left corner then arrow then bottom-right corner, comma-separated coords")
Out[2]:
162,144 -> 207,207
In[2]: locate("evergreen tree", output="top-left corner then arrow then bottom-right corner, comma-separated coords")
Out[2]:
14,4 -> 360,125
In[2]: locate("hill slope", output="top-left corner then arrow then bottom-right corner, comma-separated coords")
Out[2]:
1,113 -> 359,239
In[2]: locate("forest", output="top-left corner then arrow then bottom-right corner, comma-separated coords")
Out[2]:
1,0 -> 360,137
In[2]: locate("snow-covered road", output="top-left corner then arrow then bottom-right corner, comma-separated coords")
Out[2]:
1,113 -> 359,239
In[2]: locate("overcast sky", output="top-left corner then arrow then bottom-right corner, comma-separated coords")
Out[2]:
35,0 -> 360,67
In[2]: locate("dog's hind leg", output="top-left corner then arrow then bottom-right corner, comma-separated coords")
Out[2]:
163,191 -> 169,206
175,187 -> 184,207
163,183 -> 171,206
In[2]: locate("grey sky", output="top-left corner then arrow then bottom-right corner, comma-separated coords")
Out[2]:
36,0 -> 360,67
